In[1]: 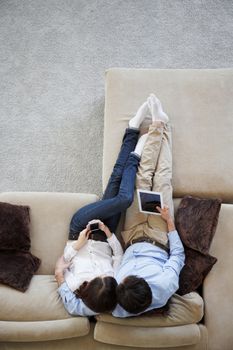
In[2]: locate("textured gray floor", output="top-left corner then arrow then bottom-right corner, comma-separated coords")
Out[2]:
0,0 -> 233,197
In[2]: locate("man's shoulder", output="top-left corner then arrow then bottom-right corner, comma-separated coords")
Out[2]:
112,304 -> 141,318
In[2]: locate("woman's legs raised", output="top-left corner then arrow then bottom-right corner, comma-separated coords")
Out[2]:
68,99 -> 150,238
69,152 -> 140,238
103,99 -> 150,200
102,128 -> 139,200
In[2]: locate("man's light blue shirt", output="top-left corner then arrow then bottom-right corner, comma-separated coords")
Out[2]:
58,230 -> 185,317
112,230 -> 185,317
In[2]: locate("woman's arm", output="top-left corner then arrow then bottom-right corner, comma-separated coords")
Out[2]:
72,227 -> 90,250
54,256 -> 71,286
93,220 -> 124,270
64,228 -> 91,262
107,234 -> 124,270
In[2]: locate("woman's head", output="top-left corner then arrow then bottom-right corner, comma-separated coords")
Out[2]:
75,276 -> 118,313
116,275 -> 152,314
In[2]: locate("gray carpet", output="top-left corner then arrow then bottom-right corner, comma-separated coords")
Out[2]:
0,0 -> 232,197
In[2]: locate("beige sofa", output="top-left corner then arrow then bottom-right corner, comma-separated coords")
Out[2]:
0,68 -> 233,350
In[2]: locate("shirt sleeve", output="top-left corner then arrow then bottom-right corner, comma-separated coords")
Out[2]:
163,230 -> 185,276
107,234 -> 124,270
58,282 -> 98,317
63,242 -> 78,262
152,230 -> 185,306
112,303 -> 134,318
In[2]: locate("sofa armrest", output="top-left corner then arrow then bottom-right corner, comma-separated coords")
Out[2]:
203,204 -> 233,350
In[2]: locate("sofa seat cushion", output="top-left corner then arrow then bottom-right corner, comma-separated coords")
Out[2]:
96,292 -> 203,327
0,275 -> 73,321
94,323 -> 202,348
0,318 -> 90,342
95,292 -> 204,348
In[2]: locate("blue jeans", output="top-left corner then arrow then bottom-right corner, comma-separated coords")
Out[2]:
69,128 -> 140,239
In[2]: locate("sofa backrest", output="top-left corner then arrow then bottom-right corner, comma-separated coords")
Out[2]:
103,68 -> 233,203
0,192 -> 98,274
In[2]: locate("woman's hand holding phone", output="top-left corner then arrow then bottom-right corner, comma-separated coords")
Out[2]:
73,228 -> 90,251
87,219 -> 112,238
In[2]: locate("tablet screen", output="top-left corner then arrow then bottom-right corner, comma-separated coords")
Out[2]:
137,189 -> 163,215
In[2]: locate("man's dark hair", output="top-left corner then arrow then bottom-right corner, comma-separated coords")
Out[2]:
116,275 -> 152,314
75,276 -> 118,313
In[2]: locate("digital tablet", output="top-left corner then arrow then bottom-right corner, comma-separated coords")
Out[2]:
137,189 -> 163,215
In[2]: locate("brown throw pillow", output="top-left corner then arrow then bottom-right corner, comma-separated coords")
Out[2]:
178,248 -> 217,295
175,196 -> 221,254
0,251 -> 41,292
0,202 -> 31,251
0,202 -> 41,291
175,196 -> 221,295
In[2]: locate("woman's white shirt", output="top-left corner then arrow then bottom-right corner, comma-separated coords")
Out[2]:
63,234 -> 123,292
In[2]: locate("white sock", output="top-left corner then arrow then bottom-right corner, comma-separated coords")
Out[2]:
129,101 -> 149,129
147,94 -> 169,123
133,133 -> 148,157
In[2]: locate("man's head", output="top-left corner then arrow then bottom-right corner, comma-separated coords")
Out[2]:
116,275 -> 152,314
75,276 -> 118,313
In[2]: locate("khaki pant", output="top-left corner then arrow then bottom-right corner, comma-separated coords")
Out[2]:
122,123 -> 173,249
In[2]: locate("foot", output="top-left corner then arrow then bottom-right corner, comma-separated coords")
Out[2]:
129,101 -> 149,129
147,94 -> 169,123
133,133 -> 148,157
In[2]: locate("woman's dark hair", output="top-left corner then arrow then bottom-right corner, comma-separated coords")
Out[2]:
75,276 -> 118,313
116,275 -> 152,314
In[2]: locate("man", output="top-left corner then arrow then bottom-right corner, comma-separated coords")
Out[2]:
113,95 -> 185,317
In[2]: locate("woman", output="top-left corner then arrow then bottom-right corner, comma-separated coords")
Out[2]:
62,219 -> 123,314
55,98 -> 150,316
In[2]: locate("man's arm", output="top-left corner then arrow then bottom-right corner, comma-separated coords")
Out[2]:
154,205 -> 185,303
156,205 -> 185,272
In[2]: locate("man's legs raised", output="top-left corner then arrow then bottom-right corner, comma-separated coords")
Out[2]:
122,122 -> 165,244
146,123 -> 173,247
122,95 -> 173,248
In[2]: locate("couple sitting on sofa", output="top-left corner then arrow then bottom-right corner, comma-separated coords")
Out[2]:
55,94 -> 185,318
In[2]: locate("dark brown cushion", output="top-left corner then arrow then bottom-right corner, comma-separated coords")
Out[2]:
0,202 -> 41,291
177,248 -> 217,295
175,196 -> 221,254
0,251 -> 41,292
175,196 -> 221,295
0,202 -> 31,251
